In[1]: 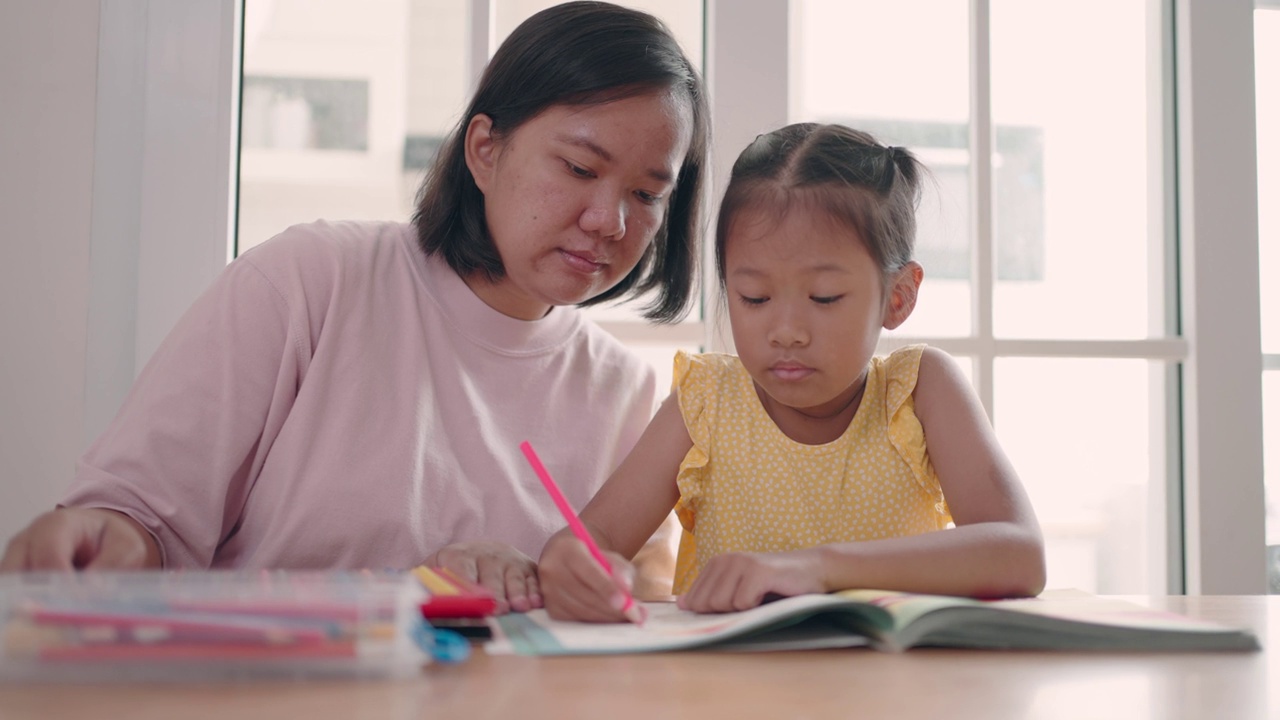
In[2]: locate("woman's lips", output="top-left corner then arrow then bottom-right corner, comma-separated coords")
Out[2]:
559,248 -> 606,273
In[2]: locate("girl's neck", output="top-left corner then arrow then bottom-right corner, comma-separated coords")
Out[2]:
756,380 -> 866,446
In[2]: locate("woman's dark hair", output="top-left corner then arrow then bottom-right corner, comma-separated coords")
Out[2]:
715,123 -> 925,294
413,1 -> 709,323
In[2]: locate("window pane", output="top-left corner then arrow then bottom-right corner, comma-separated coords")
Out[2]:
494,1 -> 703,67
990,1 -> 1164,339
239,0 -> 454,254
995,358 -> 1169,593
790,0 -> 972,338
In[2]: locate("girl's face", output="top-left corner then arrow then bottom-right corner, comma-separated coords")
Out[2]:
724,207 -> 906,425
463,89 -> 693,320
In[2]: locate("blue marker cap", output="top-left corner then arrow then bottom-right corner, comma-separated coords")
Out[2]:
412,619 -> 472,664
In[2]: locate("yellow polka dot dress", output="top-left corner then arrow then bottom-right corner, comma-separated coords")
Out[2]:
671,345 -> 952,594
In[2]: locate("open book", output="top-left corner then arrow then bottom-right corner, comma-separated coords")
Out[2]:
485,589 -> 1260,656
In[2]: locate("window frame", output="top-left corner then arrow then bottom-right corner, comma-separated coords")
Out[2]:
1257,0 -> 1280,379
98,0 -> 1264,593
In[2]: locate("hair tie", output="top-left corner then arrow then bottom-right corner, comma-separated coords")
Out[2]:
876,145 -> 902,193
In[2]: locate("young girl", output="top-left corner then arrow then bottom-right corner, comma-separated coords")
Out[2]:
539,123 -> 1046,620
1,1 -> 707,612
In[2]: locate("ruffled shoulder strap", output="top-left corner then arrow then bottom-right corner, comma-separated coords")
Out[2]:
883,345 -> 950,518
672,351 -> 736,451
671,351 -> 739,534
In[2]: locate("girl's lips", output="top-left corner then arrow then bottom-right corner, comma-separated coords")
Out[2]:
770,364 -> 814,381
559,248 -> 606,273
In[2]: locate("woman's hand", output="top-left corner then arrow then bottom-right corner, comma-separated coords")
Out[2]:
538,530 -> 638,622
0,508 -> 161,572
424,541 -> 542,614
677,550 -> 826,613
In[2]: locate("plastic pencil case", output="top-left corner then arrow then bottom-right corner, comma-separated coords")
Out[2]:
0,570 -> 432,683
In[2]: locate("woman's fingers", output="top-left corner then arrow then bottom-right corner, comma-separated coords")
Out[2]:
1,508 -> 156,572
429,541 -> 539,615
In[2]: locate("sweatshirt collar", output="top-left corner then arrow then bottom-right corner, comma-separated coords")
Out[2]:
403,228 -> 582,356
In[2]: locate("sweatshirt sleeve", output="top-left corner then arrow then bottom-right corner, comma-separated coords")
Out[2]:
62,251 -> 307,568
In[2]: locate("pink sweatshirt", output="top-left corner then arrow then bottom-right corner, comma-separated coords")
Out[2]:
62,220 -> 658,569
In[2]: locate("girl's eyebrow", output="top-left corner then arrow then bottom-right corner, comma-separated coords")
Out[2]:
553,132 -> 675,184
730,263 -> 852,278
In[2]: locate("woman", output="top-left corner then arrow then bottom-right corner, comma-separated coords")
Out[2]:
0,1 -> 709,614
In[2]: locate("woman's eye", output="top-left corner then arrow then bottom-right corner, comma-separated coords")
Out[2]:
635,190 -> 662,205
812,295 -> 843,305
564,160 -> 594,178
738,295 -> 768,306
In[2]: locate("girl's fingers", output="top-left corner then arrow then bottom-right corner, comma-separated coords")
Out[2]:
705,569 -> 744,613
732,574 -> 769,612
565,542 -> 626,605
547,579 -> 628,622
544,542 -> 631,621
679,564 -> 715,611
682,556 -> 763,613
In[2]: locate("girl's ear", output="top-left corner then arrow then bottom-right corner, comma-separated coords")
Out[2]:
463,114 -> 498,193
883,261 -> 923,330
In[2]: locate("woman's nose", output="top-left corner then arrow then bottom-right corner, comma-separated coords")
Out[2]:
580,191 -> 626,240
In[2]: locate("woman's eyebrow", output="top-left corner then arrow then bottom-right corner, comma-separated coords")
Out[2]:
553,132 -> 675,184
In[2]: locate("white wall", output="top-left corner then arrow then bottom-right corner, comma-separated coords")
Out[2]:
0,1 -> 239,543
0,3 -> 101,541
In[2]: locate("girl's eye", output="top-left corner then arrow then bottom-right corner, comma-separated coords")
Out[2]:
737,295 -> 768,306
812,295 -> 844,305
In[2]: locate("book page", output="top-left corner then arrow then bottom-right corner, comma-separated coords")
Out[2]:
486,595 -> 874,656
485,589 -> 1260,656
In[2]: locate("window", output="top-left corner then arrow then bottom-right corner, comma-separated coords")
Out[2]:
791,0 -> 1176,593
220,0 -> 1266,594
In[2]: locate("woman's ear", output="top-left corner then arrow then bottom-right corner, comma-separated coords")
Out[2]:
463,114 -> 498,193
883,261 -> 923,330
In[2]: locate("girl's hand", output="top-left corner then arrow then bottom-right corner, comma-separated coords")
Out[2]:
539,531 -> 637,622
424,541 -> 541,614
0,508 -> 161,572
677,550 -> 826,613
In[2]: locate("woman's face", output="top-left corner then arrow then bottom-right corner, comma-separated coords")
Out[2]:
464,89 -> 694,320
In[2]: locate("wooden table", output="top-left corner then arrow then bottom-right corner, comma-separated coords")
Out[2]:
1,596 -> 1274,720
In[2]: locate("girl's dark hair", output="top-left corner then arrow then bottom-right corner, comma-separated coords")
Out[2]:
715,123 -> 924,293
413,1 -> 710,323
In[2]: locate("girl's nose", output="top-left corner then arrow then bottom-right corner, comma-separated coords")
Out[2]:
767,307 -> 809,348
580,191 -> 627,240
